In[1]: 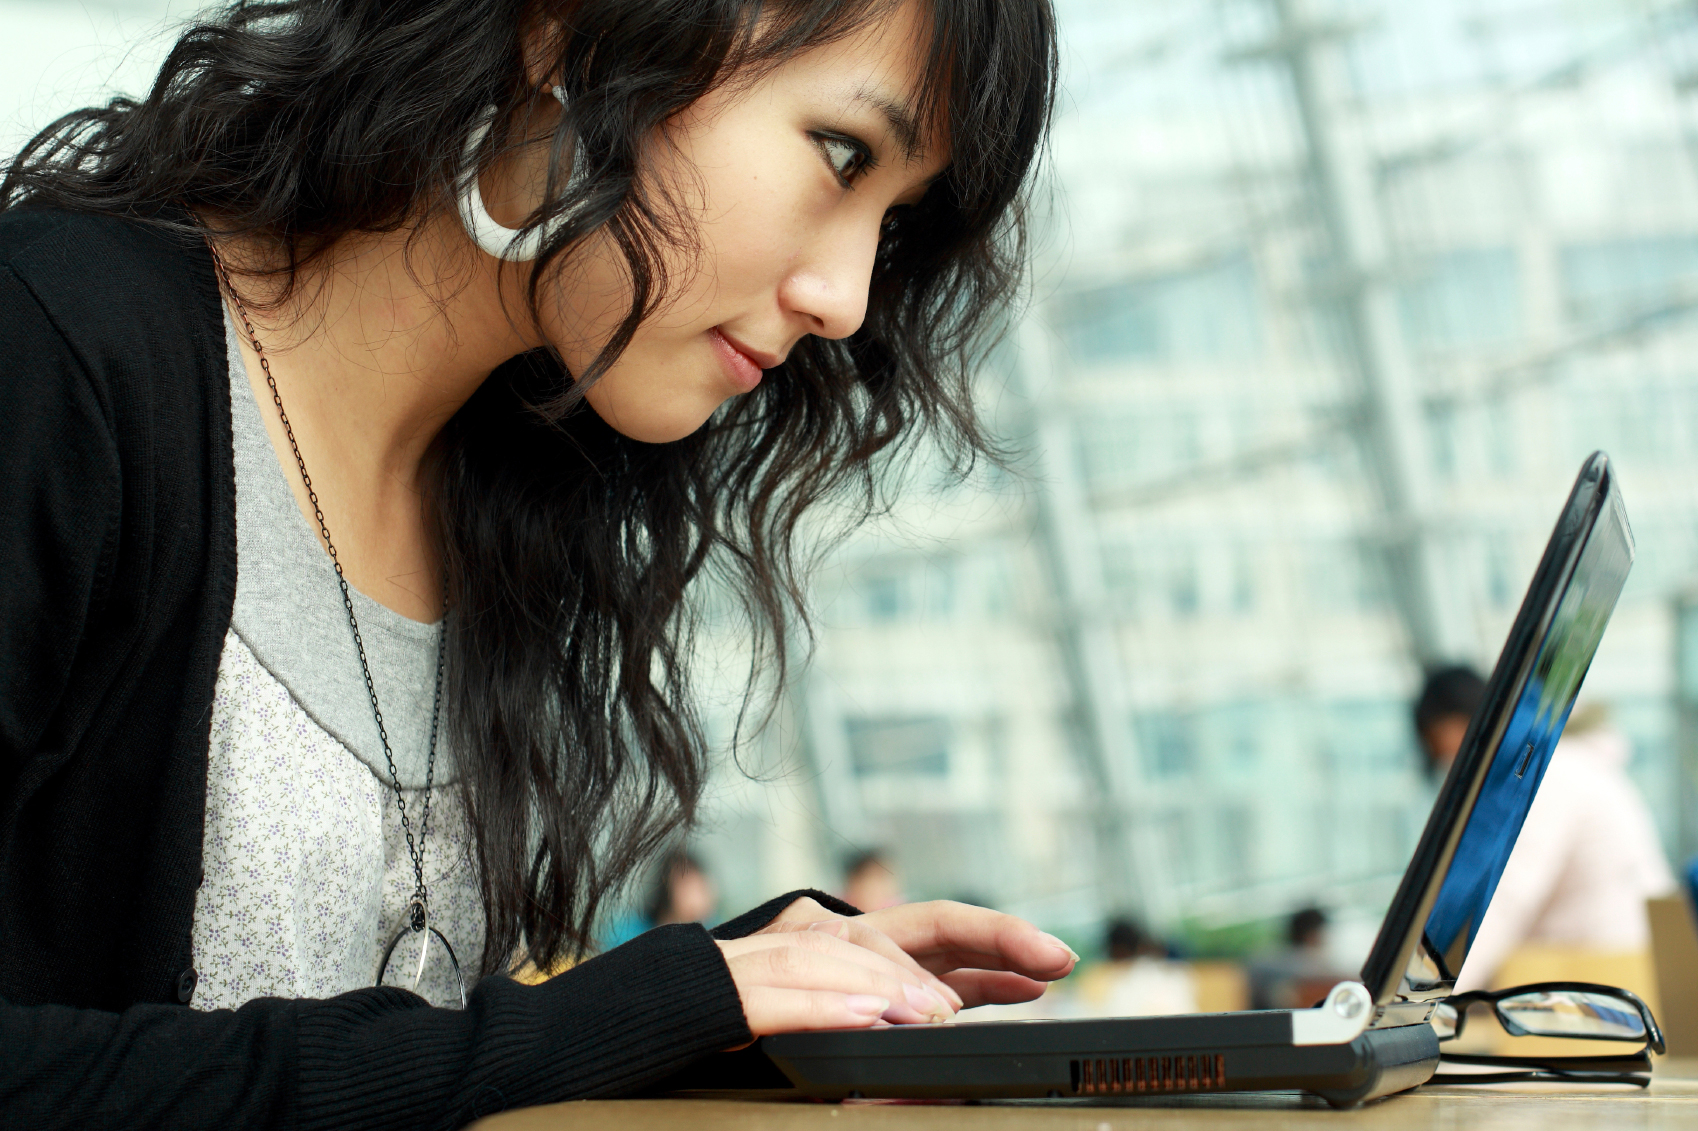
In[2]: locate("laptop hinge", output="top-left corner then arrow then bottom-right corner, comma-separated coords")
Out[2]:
1368,998 -> 1440,1030
1290,982 -> 1374,1045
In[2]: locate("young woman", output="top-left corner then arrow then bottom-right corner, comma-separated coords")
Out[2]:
0,1 -> 1068,1126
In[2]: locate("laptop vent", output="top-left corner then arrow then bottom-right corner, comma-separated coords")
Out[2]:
1070,1053 -> 1226,1095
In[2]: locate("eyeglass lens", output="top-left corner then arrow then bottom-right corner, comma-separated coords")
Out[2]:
1432,1001 -> 1461,1040
1496,990 -> 1645,1041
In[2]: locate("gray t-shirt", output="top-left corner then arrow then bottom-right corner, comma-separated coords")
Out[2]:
226,321 -> 449,788
187,313 -> 482,1012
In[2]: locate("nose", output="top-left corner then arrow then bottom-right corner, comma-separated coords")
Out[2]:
775,214 -> 880,341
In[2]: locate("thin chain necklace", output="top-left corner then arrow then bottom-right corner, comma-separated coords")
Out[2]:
207,240 -> 464,1005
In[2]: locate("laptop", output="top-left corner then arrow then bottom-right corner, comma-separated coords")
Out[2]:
672,451 -> 1635,1108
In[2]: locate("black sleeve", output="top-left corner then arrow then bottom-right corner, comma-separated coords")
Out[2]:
0,923 -> 750,1131
711,889 -> 863,939
0,263 -> 122,769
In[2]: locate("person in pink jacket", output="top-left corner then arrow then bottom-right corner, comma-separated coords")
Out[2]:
1453,704 -> 1676,990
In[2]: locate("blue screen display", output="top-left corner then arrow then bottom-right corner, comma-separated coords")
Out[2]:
1416,495 -> 1634,984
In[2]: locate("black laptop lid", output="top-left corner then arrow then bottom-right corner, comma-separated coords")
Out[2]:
1359,452 -> 1635,1004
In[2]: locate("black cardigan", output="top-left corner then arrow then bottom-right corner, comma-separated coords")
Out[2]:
0,207 -> 853,1129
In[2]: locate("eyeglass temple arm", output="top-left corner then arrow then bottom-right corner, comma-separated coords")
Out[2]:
1428,1069 -> 1652,1088
1440,1050 -> 1653,1072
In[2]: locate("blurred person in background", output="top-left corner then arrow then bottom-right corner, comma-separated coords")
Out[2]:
603,848 -> 720,948
843,849 -> 905,911
1071,917 -> 1197,1018
1248,907 -> 1350,1009
1414,665 -> 1488,781
651,849 -> 719,928
1456,703 -> 1676,990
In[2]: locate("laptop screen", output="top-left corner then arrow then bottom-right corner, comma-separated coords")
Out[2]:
1416,489 -> 1634,984
1359,453 -> 1635,1003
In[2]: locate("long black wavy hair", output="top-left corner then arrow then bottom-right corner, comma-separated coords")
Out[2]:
2,0 -> 1056,974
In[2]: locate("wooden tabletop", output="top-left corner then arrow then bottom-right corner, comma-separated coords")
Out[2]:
472,1058 -> 1698,1130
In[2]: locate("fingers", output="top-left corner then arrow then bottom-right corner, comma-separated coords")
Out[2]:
743,931 -> 953,1022
737,984 -> 893,1037
859,902 -> 1079,982
719,932 -> 955,1027
753,898 -> 965,1012
941,969 -> 1053,1008
797,918 -> 966,1012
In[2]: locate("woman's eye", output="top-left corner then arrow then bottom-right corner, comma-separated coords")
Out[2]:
816,135 -> 872,185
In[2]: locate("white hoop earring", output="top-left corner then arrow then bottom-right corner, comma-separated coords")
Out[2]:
456,85 -> 585,262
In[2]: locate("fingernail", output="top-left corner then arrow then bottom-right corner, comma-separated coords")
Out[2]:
846,995 -> 890,1017
904,982 -> 954,1021
1040,933 -> 1081,964
807,920 -> 845,938
935,981 -> 965,1011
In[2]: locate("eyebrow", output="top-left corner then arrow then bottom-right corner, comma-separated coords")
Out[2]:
851,86 -> 926,164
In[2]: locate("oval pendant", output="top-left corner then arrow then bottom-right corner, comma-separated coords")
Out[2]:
378,910 -> 467,1009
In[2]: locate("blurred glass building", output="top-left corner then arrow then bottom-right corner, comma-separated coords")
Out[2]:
5,0 -> 1696,959
697,0 -> 1698,957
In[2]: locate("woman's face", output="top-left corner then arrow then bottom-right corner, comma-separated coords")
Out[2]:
530,5 -> 948,443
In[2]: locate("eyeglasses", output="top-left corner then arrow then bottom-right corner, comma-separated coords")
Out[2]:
1428,981 -> 1664,1088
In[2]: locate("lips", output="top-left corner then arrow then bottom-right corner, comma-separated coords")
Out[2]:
716,329 -> 783,370
709,327 -> 775,393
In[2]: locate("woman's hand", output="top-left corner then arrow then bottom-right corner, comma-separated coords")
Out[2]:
717,925 -> 959,1037
724,896 -> 1079,1038
851,900 -> 1080,1007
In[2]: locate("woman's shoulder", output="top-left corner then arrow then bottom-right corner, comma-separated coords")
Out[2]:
0,205 -> 225,398
0,204 -> 197,268
0,205 -> 219,339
